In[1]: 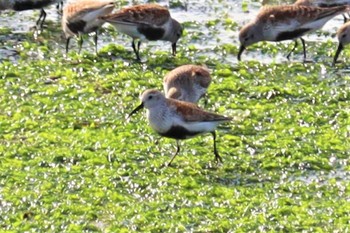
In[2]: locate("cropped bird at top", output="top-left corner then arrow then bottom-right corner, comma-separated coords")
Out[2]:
163,65 -> 211,104
127,89 -> 231,167
332,20 -> 350,65
294,0 -> 350,22
100,3 -> 183,61
62,0 -> 114,54
0,0 -> 62,29
295,0 -> 350,7
238,5 -> 350,61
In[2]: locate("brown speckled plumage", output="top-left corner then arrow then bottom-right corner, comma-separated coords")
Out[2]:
166,98 -> 231,122
102,4 -> 170,26
294,0 -> 350,7
256,5 -> 348,24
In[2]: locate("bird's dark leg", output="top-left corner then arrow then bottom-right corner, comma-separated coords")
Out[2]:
78,34 -> 83,54
131,39 -> 141,61
172,43 -> 177,56
212,132 -> 223,164
36,8 -> 47,29
41,8 -> 46,28
166,140 -> 181,167
300,38 -> 306,61
137,40 -> 141,53
94,31 -> 98,54
286,40 -> 298,60
36,9 -> 43,27
332,43 -> 343,67
65,37 -> 71,54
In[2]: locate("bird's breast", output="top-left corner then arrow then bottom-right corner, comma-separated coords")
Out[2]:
147,109 -> 173,134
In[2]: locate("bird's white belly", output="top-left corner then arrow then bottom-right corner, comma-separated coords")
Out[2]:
182,121 -> 218,133
114,23 -> 146,40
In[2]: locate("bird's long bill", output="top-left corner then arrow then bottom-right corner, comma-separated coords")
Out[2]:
237,45 -> 246,61
172,43 -> 177,56
332,43 -> 343,66
127,102 -> 144,119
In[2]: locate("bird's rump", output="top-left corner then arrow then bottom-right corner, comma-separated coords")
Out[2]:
65,1 -> 114,23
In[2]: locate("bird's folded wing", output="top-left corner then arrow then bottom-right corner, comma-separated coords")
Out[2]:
168,99 -> 232,122
102,4 -> 170,26
260,5 -> 347,29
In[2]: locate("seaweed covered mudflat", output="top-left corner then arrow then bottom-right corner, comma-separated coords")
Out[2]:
0,0 -> 349,231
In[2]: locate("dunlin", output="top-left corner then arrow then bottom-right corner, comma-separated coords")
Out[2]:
100,4 -> 183,61
62,0 -> 114,54
333,20 -> 350,65
163,65 -> 211,103
0,0 -> 61,28
238,5 -> 350,61
127,89 -> 231,166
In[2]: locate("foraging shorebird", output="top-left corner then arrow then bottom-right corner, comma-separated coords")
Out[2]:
333,20 -> 350,65
100,4 -> 183,61
238,5 -> 350,61
62,0 -> 114,54
0,0 -> 62,28
128,89 -> 231,167
163,65 -> 211,103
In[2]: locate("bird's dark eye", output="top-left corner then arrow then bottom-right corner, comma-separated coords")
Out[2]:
148,95 -> 153,100
342,34 -> 347,38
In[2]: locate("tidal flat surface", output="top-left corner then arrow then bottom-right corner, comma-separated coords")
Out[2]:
0,0 -> 349,231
